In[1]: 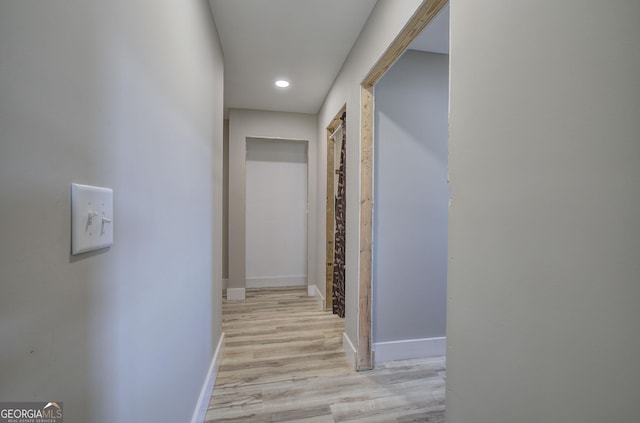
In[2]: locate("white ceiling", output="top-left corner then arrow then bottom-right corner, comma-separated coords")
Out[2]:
208,1 -> 449,116
208,0 -> 378,115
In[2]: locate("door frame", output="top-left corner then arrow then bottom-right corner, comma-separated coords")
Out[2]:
325,105 -> 346,311
357,0 -> 449,371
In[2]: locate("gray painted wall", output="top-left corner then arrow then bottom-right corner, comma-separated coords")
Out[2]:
447,0 -> 640,421
373,50 -> 448,343
0,1 -> 224,422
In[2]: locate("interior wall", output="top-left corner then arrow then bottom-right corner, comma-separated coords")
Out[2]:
228,109 -> 316,298
316,0 -> 425,358
223,119 -> 229,282
246,139 -> 308,287
0,1 -> 224,422
447,0 -> 640,422
373,50 -> 448,355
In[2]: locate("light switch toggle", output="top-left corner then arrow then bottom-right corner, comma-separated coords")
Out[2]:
101,215 -> 112,235
87,210 -> 99,229
71,183 -> 114,255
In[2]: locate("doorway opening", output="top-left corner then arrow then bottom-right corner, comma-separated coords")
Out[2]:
325,106 -> 347,316
373,42 -> 449,364
358,0 -> 449,371
245,138 -> 309,289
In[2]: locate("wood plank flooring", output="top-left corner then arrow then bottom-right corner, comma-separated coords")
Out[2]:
206,287 -> 446,422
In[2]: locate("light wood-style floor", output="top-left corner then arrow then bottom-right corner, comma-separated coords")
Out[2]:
206,287 -> 446,422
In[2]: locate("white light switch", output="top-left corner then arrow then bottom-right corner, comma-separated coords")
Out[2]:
71,183 -> 113,255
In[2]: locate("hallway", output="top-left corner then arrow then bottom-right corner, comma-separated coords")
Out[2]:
206,287 -> 446,422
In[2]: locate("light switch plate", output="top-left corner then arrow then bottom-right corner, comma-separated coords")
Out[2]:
71,183 -> 113,255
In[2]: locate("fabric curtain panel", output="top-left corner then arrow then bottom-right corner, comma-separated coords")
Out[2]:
332,113 -> 346,318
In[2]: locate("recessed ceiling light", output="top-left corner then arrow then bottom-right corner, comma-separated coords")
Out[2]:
275,80 -> 290,88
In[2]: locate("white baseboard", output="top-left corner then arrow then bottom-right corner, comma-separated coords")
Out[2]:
246,275 -> 306,288
314,284 -> 325,300
307,285 -> 315,296
373,337 -> 446,365
343,332 -> 357,370
222,278 -> 228,289
308,284 -> 324,299
226,287 -> 245,301
191,332 -> 225,423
